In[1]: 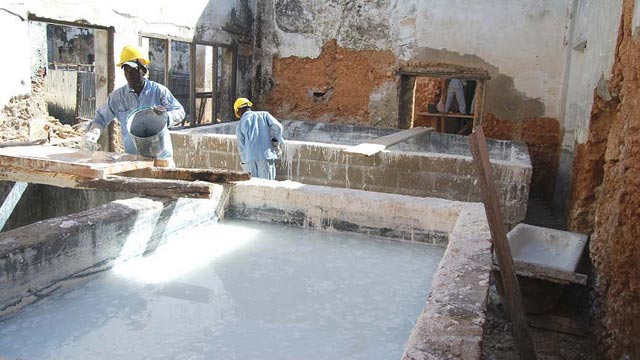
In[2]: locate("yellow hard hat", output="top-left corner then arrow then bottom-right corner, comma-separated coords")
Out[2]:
234,98 -> 253,118
117,45 -> 151,67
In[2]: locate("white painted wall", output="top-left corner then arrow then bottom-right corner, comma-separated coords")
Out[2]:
0,10 -> 32,107
561,0 -> 622,145
0,0 -> 252,110
393,0 -> 573,118
553,0 -> 622,209
264,0 -> 573,118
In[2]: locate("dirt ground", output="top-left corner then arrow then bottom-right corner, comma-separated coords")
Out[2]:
481,198 -> 598,359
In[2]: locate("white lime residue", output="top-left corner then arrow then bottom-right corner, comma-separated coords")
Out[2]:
0,220 -> 444,360
59,220 -> 78,229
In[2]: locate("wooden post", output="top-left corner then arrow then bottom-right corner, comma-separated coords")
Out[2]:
398,75 -> 416,129
468,127 -> 536,360
472,80 -> 485,128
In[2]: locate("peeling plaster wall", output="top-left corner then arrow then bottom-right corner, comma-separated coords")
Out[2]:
554,0 -> 622,213
254,0 -> 572,199
0,0 -> 256,109
254,0 -> 572,124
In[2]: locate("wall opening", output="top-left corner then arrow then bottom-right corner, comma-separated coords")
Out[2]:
397,67 -> 489,133
28,17 -> 112,125
412,77 -> 478,135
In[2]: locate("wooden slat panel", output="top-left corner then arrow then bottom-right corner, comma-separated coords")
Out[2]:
77,71 -> 96,119
0,146 -> 154,179
45,69 -> 77,124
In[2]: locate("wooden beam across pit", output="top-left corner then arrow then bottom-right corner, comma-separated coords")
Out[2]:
118,167 -> 250,183
0,166 -> 221,199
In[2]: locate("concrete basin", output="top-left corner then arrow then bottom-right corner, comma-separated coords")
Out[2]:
507,223 -> 588,273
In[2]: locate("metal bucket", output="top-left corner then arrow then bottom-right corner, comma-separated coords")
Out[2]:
126,107 -> 169,157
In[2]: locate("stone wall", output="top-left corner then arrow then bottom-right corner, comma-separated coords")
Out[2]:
171,122 -> 532,226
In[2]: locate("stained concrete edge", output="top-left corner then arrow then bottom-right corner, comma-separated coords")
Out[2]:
1,180 -> 493,360
0,184 -> 230,317
402,202 -> 492,360
228,178 -> 465,244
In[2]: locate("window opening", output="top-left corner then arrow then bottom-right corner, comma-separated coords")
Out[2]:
140,34 -> 237,127
413,77 -> 478,135
37,22 -> 109,124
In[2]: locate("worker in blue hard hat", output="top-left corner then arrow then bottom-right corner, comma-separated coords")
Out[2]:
85,45 -> 185,167
234,98 -> 284,180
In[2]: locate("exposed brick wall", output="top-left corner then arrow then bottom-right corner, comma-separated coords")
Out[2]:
482,114 -> 561,200
262,40 -> 396,126
583,0 -> 640,357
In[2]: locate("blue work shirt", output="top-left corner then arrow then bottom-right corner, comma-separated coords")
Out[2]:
236,110 -> 284,163
89,79 -> 185,159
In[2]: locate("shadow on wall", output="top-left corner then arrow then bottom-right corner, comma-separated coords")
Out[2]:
409,47 -> 546,120
408,48 -> 557,200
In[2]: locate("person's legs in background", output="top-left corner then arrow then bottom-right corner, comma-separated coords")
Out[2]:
445,80 -> 467,114
245,159 -> 276,180
255,159 -> 276,180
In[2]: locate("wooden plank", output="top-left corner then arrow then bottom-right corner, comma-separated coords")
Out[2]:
0,139 -> 47,148
83,176 -> 216,199
472,80 -> 484,128
0,146 -> 154,179
343,127 -> 434,156
468,127 -> 537,359
398,67 -> 491,80
492,263 -> 588,286
0,166 -> 215,199
528,314 -> 588,337
118,167 -> 251,183
416,112 -> 475,119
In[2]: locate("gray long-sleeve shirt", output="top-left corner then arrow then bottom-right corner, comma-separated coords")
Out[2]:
89,80 -> 184,158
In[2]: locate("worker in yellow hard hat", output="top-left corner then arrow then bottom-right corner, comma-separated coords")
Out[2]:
84,45 -> 185,167
234,97 -> 284,180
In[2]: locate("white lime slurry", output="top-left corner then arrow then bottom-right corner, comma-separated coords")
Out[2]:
0,219 -> 443,360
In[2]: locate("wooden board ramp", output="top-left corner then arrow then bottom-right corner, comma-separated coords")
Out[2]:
0,145 -> 154,179
468,127 -> 537,359
343,127 -> 433,156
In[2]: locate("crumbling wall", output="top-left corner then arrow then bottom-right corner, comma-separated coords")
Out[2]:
482,114 -> 561,200
254,0 -> 571,197
264,40 -> 396,126
583,0 -> 640,357
567,91 -> 618,234
554,0 -> 622,214
255,0 -> 571,123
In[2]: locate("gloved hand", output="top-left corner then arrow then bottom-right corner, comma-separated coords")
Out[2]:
84,127 -> 101,151
152,105 -> 171,127
271,138 -> 283,157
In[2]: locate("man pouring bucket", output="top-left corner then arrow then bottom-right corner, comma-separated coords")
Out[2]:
85,45 -> 185,167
